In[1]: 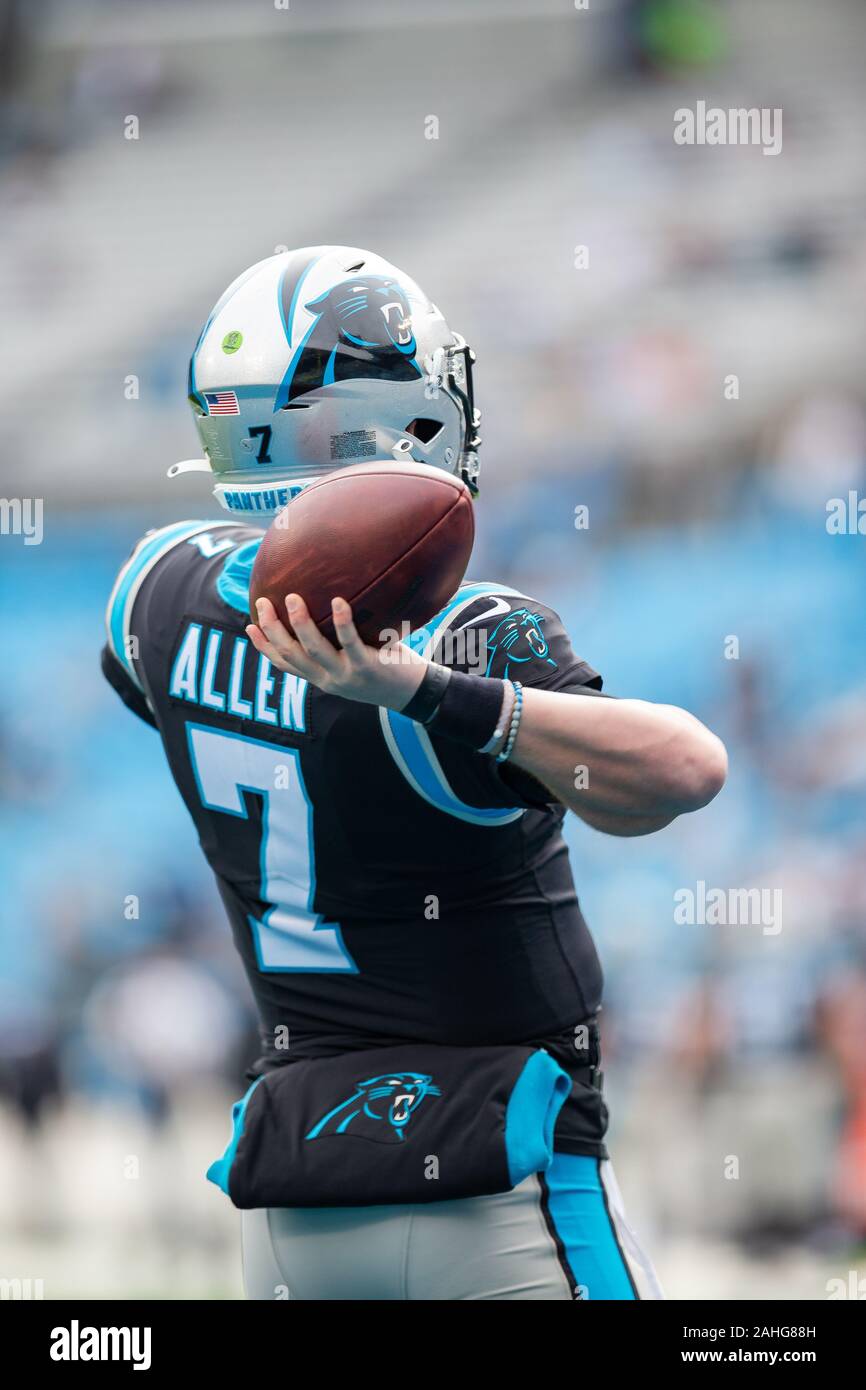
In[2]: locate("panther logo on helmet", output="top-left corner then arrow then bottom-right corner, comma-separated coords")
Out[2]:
284,275 -> 421,404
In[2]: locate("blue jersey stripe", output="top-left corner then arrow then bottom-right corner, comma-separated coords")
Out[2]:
106,521 -> 213,683
379,581 -> 529,823
380,709 -> 523,826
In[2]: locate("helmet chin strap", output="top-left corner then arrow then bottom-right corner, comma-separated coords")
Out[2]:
460,448 -> 481,494
167,459 -> 212,478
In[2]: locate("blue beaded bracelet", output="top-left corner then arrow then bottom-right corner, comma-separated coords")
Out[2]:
495,681 -> 523,763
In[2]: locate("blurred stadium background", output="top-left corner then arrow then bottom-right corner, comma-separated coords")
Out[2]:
1,0 -> 865,1299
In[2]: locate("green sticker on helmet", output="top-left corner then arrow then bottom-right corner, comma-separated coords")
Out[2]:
221,331 -> 243,354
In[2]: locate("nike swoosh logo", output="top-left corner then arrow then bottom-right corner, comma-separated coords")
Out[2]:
447,594 -> 515,637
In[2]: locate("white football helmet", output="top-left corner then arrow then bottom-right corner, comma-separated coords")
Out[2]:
171,245 -> 481,516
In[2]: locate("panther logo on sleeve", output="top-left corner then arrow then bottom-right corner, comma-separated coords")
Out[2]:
305,1072 -> 441,1144
284,276 -> 421,401
484,608 -> 559,681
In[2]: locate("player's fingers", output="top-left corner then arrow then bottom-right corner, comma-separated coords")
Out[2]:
253,597 -> 296,650
285,593 -> 342,671
331,597 -> 367,661
246,622 -> 296,669
254,597 -> 313,664
246,621 -> 320,682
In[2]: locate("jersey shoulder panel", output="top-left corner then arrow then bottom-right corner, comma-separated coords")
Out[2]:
411,579 -> 602,692
378,579 -> 602,819
104,519 -> 261,693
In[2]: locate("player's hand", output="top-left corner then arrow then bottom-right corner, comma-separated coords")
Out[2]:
246,594 -> 428,711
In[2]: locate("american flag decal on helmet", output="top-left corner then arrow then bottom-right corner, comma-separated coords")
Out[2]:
204,390 -> 240,416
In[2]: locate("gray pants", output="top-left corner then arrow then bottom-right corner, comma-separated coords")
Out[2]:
242,1153 -> 663,1301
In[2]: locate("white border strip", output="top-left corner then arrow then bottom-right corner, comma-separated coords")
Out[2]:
599,1160 -> 665,1301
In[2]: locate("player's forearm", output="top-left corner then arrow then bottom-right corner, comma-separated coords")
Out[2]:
510,687 -> 728,830
247,595 -> 728,835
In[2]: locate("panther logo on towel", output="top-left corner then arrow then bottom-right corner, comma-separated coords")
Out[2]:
305,1072 -> 441,1144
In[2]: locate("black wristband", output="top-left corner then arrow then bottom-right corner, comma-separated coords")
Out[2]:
425,669 -> 507,750
401,662 -> 452,724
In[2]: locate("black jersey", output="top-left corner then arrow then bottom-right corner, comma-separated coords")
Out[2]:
103,519 -> 607,1153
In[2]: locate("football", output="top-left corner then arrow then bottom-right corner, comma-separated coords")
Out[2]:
249,461 -> 475,646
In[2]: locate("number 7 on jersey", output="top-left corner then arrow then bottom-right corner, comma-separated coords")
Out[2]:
187,723 -> 357,973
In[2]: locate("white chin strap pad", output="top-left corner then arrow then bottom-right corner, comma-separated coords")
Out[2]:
212,476 -> 321,516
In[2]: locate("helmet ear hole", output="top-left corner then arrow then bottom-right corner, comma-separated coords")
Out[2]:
405,418 -> 443,444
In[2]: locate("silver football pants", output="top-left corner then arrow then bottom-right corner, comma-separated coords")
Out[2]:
242,1153 -> 663,1301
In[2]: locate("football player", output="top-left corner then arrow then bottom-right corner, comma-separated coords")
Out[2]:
103,246 -> 727,1300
